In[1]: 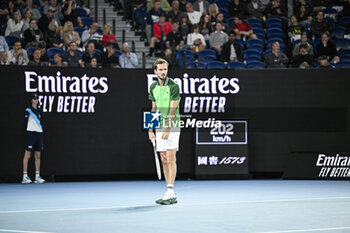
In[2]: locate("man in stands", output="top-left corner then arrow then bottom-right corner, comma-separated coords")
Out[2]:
232,15 -> 257,40
147,13 -> 172,57
315,32 -> 339,63
221,31 -> 243,62
265,41 -> 289,68
311,11 -> 333,39
186,3 -> 201,25
63,42 -> 84,67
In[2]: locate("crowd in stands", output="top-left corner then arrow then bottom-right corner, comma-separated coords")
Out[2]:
0,0 -> 138,68
127,0 -> 350,68
1,0 -> 350,68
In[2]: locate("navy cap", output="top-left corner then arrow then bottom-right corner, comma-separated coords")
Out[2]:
31,94 -> 39,100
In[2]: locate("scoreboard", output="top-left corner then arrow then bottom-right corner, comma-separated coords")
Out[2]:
195,120 -> 249,178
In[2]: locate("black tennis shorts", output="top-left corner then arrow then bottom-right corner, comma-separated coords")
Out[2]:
25,131 -> 43,151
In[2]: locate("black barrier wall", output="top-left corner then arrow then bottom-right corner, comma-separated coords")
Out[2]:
0,66 -> 350,180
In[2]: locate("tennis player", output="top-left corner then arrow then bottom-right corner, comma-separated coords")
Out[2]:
22,94 -> 45,184
148,58 -> 181,205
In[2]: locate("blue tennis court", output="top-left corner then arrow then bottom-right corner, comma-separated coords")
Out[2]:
0,180 -> 350,233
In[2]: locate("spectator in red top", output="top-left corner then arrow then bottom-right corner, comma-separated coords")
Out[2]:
232,15 -> 257,40
102,23 -> 119,49
147,13 -> 172,57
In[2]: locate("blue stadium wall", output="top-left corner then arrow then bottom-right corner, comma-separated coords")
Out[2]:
0,66 -> 349,181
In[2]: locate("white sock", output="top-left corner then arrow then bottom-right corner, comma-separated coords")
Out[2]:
35,171 -> 40,178
162,184 -> 175,199
23,172 -> 28,178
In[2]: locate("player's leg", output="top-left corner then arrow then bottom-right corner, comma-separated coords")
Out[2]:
34,133 -> 45,183
160,151 -> 169,182
165,149 -> 177,186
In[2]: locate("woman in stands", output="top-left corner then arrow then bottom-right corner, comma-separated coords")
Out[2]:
45,20 -> 63,49
22,8 -> 34,32
63,20 -> 81,48
199,14 -> 212,40
179,13 -> 192,42
5,9 -> 23,37
102,23 -> 119,49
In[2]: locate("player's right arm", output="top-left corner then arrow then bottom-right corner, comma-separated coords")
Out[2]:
148,101 -> 157,142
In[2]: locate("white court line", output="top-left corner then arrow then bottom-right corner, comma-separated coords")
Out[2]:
0,229 -> 54,233
0,196 -> 350,214
255,226 -> 350,233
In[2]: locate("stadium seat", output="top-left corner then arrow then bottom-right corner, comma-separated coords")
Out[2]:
246,39 -> 264,50
115,50 -> 122,56
339,49 -> 350,57
75,50 -> 84,56
334,39 -> 350,50
74,27 -> 85,37
338,17 -> 350,27
198,49 -> 217,62
324,17 -> 335,26
176,50 -> 194,58
47,48 -> 64,61
334,61 -> 350,68
97,28 -> 103,35
0,24 -> 6,35
253,27 -> 265,40
247,18 -> 262,28
177,54 -> 195,68
265,18 -> 282,28
226,18 -> 234,27
75,8 -> 88,17
81,17 -> 94,28
267,28 -> 284,39
322,8 -> 337,20
330,27 -> 345,39
243,49 -> 262,59
292,39 -> 312,47
94,49 -> 102,55
186,61 -> 206,69
246,61 -> 266,68
227,61 -> 245,69
267,37 -> 284,45
26,47 -> 35,57
5,36 -> 19,46
206,61 -> 226,69
313,38 -> 321,48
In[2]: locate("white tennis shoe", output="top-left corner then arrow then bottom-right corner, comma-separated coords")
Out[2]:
34,176 -> 46,184
22,175 -> 32,184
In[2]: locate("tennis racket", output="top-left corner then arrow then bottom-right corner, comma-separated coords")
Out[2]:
152,139 -> 162,180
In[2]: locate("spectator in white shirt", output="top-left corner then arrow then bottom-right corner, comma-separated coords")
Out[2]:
209,22 -> 228,52
0,51 -> 9,65
81,22 -> 101,48
187,24 -> 206,48
119,42 -> 138,68
5,10 -> 24,37
8,40 -> 29,65
193,0 -> 210,14
186,3 -> 201,25
0,36 -> 9,52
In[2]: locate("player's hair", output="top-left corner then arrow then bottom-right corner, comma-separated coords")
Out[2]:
154,58 -> 168,70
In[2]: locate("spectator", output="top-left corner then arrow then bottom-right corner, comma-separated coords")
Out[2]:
265,41 -> 289,68
21,8 -> 34,32
296,5 -> 312,30
62,0 -> 83,27
294,0 -> 313,16
288,15 -> 305,43
7,1 -> 17,19
264,0 -> 287,26
39,42 -> 50,63
133,0 -> 147,30
8,40 -> 29,65
28,47 -> 49,66
63,41 -> 84,67
311,11 -> 333,39
38,7 -> 55,35
163,48 -> 176,68
119,42 -> 138,68
232,15 -> 257,40
0,51 -> 9,65
89,57 -> 98,68
179,0 -> 188,12
315,32 -> 340,63
23,0 -> 41,20
5,10 -> 23,37
45,20 -> 63,49
199,13 -> 212,40
229,0 -> 247,18
0,0 -> 9,25
23,19 -> 43,48
52,53 -> 63,66
209,22 -> 228,53
293,33 -> 313,57
187,24 -> 206,52
186,3 -> 201,25
208,3 -> 219,25
318,55 -> 333,68
0,35 -> 9,52
193,0 -> 210,14
292,44 -> 313,68
63,21 -> 81,47
247,0 -> 265,19
166,21 -> 184,52
101,41 -> 120,68
147,13 -> 172,57
221,31 -> 243,62
147,0 -> 171,12
102,23 -> 118,49
179,13 -> 192,41
43,0 -> 63,26
167,0 -> 182,23
146,0 -> 166,42
82,41 -> 101,65
215,13 -> 229,33
81,22 -> 100,48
